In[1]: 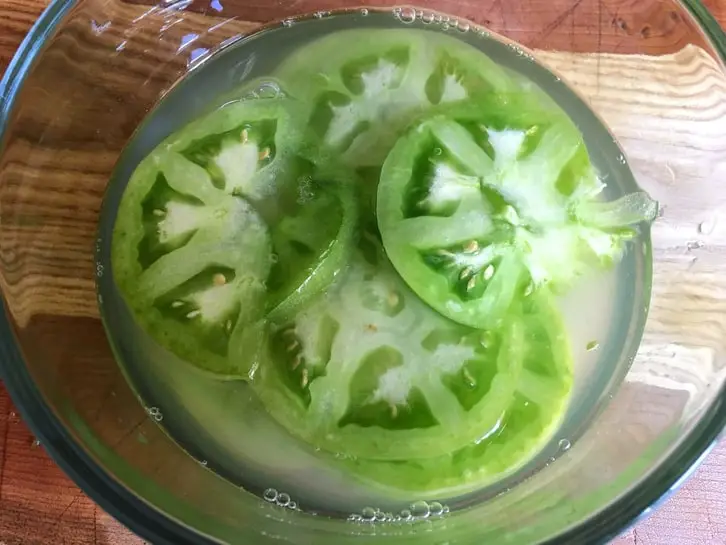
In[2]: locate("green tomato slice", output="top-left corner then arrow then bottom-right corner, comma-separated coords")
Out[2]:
274,28 -> 517,167
112,150 -> 271,378
112,95 -> 305,378
266,166 -> 358,323
377,105 -> 658,329
343,293 -> 573,495
253,239 -> 532,461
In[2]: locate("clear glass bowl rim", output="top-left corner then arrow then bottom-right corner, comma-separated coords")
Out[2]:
0,0 -> 725,543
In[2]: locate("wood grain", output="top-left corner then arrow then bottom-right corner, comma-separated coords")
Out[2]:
1,1 -> 726,544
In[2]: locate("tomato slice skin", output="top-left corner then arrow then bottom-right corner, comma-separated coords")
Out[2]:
274,28 -> 517,168
377,101 -> 658,330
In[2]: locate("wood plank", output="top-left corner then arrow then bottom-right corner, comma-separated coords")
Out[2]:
1,1 -> 726,544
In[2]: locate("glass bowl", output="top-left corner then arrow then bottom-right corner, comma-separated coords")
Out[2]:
1,1 -> 726,543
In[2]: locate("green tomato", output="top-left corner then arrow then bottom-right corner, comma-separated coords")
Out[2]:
253,237 -> 542,462
377,103 -> 658,330
111,94 -> 328,378
274,28 -> 518,167
342,292 -> 573,495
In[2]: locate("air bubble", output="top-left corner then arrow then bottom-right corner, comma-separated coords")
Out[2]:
282,18 -> 295,27
457,21 -> 471,33
348,514 -> 363,522
687,240 -> 705,251
559,438 -> 571,451
289,501 -> 297,510
617,154 -> 627,165
313,10 -> 330,18
277,492 -> 291,507
270,253 -> 279,264
420,12 -> 435,24
254,81 -> 284,99
698,217 -> 716,234
441,23 -> 450,31
96,262 -> 105,278
263,488 -> 278,502
360,8 -> 369,16
200,460 -> 208,466
429,502 -> 444,516
410,501 -> 431,519
361,507 -> 377,521
400,509 -> 413,520
433,147 -> 443,156
396,6 -> 416,23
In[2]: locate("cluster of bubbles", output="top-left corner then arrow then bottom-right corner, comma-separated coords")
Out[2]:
278,6 -> 492,40
348,500 -> 450,524
392,6 -> 479,34
146,406 -> 164,422
510,46 -> 535,61
263,488 -> 300,511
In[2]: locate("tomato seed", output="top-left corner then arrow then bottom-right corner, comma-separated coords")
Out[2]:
459,267 -> 473,281
466,277 -> 477,291
465,240 -> 479,253
152,209 -> 166,217
171,301 -> 184,308
241,128 -> 249,143
483,265 -> 495,280
287,340 -> 299,352
213,273 -> 227,286
186,310 -> 201,319
390,404 -> 398,419
259,147 -> 271,161
301,368 -> 309,388
463,368 -> 476,386
292,354 -> 303,370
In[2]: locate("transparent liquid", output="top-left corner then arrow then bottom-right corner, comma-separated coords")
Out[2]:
96,8 -> 651,517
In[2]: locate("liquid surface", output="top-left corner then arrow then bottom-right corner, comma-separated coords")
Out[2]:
97,9 -> 654,517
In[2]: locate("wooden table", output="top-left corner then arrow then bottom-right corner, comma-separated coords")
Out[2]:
1,0 -> 726,543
